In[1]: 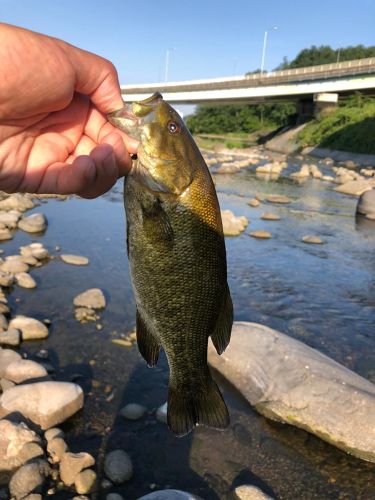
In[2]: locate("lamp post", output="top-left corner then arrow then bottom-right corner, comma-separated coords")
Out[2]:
260,26 -> 278,75
165,47 -> 176,82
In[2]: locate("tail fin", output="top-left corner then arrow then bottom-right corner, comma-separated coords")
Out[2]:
167,376 -> 229,437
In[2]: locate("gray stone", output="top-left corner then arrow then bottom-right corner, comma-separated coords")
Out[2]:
156,402 -> 168,424
9,316 -> 49,340
104,450 -> 133,484
18,213 -> 47,233
221,210 -> 248,236
75,468 -> 97,494
234,485 -> 274,500
0,270 -> 14,287
208,322 -> 375,462
120,403 -> 147,420
47,437 -> 68,463
73,288 -> 106,309
9,459 -> 50,499
15,272 -> 37,289
0,349 -> 22,377
61,254 -> 89,265
0,381 -> 84,430
138,491 -> 202,500
0,420 -> 42,472
60,451 -> 95,486
3,359 -> 48,383
0,328 -> 21,346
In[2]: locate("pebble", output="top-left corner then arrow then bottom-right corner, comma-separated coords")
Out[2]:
302,235 -> 324,244
1,257 -> 29,274
0,349 -> 22,377
104,450 -> 133,484
0,381 -> 84,429
61,254 -> 90,266
18,213 -> 47,233
0,420 -> 43,472
15,272 -> 37,289
4,359 -> 48,383
9,459 -> 50,499
75,468 -> 97,494
9,315 -> 49,340
265,194 -> 292,204
0,228 -> 13,241
112,338 -> 132,347
0,270 -> 14,287
73,288 -> 106,309
138,491 -> 203,500
35,349 -> 49,360
75,307 -> 100,323
234,484 -> 274,500
60,451 -> 95,486
120,403 -> 147,420
156,402 -> 168,424
260,213 -> 280,221
47,437 -> 68,463
247,198 -> 260,207
249,230 -> 272,239
0,328 -> 20,346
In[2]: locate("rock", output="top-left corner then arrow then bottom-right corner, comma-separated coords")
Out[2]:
208,322 -> 375,462
247,198 -> 260,207
0,420 -> 42,472
0,313 -> 8,331
356,189 -> 375,218
216,164 -> 240,174
47,437 -> 68,463
221,210 -> 248,236
73,288 -> 106,309
15,272 -> 37,289
343,160 -> 357,169
60,451 -> 95,486
290,164 -> 310,179
0,228 -> 13,241
0,378 -> 15,391
9,459 -> 50,499
309,164 -> 323,179
18,213 -> 47,233
119,403 -> 147,420
0,303 -> 10,314
44,427 -> 65,442
75,307 -> 100,323
0,329 -> 21,346
334,180 -> 373,196
302,235 -> 323,244
3,359 -> 48,383
9,316 -> 49,340
249,230 -> 272,239
1,257 -> 29,274
75,468 -> 97,494
104,450 -> 133,484
21,255 -> 38,266
234,485 -> 274,500
23,495 -> 43,500
0,349 -> 22,377
0,212 -> 20,228
265,194 -> 292,204
61,254 -> 89,266
360,167 -> 375,177
0,270 -> 14,287
260,213 -> 280,221
156,402 -> 168,424
106,495 -> 125,500
138,491 -> 202,500
0,381 -> 84,429
20,243 -> 50,260
0,195 -> 35,212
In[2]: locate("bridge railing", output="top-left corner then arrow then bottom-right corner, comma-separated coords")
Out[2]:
121,58 -> 375,94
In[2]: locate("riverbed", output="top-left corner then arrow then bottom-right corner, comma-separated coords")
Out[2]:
2,151 -> 374,499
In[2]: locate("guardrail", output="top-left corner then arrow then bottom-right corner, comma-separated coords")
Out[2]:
121,58 -> 375,94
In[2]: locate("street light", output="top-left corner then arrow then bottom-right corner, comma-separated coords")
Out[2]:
260,26 -> 278,75
165,47 -> 176,82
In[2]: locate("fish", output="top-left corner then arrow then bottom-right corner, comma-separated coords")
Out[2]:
108,92 -> 233,436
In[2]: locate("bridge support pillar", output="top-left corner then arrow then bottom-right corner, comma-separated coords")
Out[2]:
296,98 -> 315,123
313,92 -> 338,117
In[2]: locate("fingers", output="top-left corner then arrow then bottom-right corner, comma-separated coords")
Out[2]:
36,144 -> 124,198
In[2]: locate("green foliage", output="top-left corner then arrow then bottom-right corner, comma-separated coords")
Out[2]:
186,102 -> 296,135
298,100 -> 375,154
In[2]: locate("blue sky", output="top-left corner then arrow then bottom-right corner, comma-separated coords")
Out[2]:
1,0 -> 374,85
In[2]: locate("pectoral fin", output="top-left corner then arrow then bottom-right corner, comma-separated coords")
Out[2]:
211,284 -> 233,355
136,309 -> 160,367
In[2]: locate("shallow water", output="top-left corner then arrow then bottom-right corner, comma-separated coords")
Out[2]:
2,156 -> 375,499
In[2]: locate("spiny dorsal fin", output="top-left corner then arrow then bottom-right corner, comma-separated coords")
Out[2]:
136,309 -> 160,367
211,283 -> 233,355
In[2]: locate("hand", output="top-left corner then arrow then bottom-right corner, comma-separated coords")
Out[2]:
0,23 -> 138,198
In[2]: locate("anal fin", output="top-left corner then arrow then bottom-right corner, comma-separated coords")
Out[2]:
136,309 -> 160,367
211,283 -> 233,355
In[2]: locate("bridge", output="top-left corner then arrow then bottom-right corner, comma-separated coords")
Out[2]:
120,58 -> 375,115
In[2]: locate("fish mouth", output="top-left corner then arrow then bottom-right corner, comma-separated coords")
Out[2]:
107,92 -> 163,141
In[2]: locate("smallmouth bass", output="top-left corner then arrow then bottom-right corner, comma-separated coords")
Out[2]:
108,93 -> 233,436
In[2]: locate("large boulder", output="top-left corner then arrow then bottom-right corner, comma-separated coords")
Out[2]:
0,420 -> 43,472
356,189 -> 375,219
208,322 -> 375,462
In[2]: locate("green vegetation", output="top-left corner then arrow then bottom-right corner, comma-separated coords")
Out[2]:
299,96 -> 375,154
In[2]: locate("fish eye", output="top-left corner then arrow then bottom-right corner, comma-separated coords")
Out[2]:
167,121 -> 180,134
